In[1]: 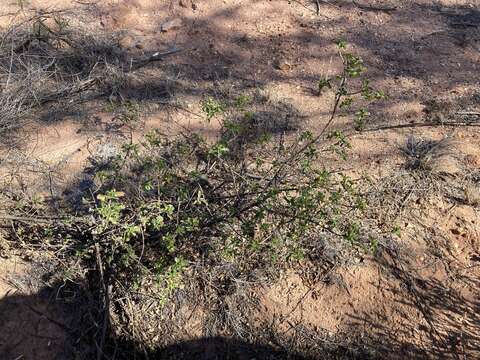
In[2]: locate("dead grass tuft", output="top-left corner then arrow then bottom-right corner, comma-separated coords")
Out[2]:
463,182 -> 480,206
0,12 -> 177,142
402,136 -> 463,175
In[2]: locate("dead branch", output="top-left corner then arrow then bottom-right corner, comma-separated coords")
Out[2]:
0,13 -> 182,136
0,214 -> 64,224
352,0 -> 397,12
128,48 -> 182,72
95,242 -> 110,360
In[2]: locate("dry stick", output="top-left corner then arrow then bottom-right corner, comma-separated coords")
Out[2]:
366,121 -> 480,132
128,48 -> 183,72
95,243 -> 110,360
456,111 -> 480,116
352,0 -> 397,12
0,214 -> 64,223
38,78 -> 98,106
74,0 -> 102,4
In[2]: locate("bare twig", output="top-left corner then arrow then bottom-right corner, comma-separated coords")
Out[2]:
95,243 -> 110,360
366,121 -> 480,132
456,111 -> 480,116
128,48 -> 183,72
352,0 -> 397,12
0,214 -> 64,224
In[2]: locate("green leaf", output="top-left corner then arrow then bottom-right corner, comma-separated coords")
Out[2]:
202,97 -> 225,121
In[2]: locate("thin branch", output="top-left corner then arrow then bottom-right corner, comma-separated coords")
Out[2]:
352,0 -> 397,12
366,121 -> 480,132
95,243 -> 110,360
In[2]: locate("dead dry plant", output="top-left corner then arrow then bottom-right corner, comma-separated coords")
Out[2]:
0,11 -> 178,140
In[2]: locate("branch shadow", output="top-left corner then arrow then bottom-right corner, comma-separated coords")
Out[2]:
3,271 -> 478,360
346,249 -> 480,360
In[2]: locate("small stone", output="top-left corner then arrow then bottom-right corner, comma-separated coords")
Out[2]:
429,154 -> 462,175
464,184 -> 480,206
275,58 -> 292,71
42,17 -> 63,33
118,35 -> 135,49
179,0 -> 189,8
450,228 -> 461,236
161,18 -> 182,32
465,154 -> 480,167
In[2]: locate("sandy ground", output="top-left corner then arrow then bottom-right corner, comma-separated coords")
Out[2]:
0,0 -> 479,359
